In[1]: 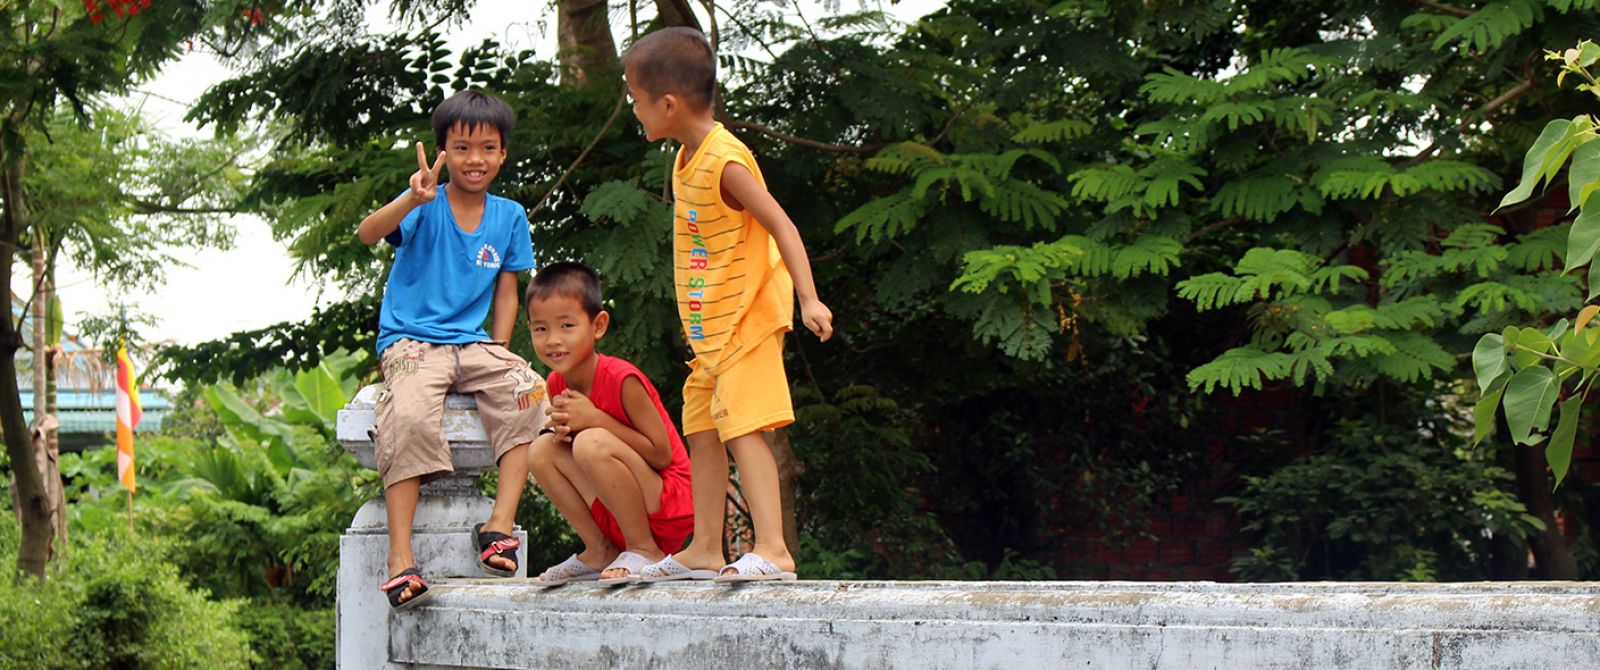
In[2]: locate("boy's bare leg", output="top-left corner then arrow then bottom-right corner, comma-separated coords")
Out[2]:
669,430 -> 730,571
571,428 -> 667,578
384,477 -> 425,603
724,432 -> 794,572
479,442 -> 530,572
528,434 -> 618,572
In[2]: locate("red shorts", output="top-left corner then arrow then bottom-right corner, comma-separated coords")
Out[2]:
590,471 -> 694,553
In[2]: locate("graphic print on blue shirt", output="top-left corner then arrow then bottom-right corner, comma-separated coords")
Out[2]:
376,186 -> 534,355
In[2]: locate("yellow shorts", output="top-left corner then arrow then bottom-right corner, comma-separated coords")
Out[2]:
682,332 -> 794,441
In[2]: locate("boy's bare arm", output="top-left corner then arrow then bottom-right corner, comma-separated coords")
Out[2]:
721,162 -> 834,341
550,381 -> 672,469
357,142 -> 445,245
490,271 -> 519,342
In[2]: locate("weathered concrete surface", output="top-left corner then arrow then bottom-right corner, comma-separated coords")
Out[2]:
337,388 -> 1600,670
336,387 -> 526,670
388,580 -> 1600,669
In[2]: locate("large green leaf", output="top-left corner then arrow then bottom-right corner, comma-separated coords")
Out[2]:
1567,138 -> 1600,212
1548,396 -> 1582,488
204,384 -> 297,454
1473,333 -> 1507,392
1503,366 -> 1560,444
1474,375 -> 1508,446
294,361 -> 348,429
1511,327 -> 1553,370
205,385 -> 265,437
1566,190 -> 1600,269
1589,259 -> 1600,300
1499,119 -> 1578,210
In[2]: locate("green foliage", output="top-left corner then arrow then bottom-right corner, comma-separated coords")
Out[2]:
62,354 -> 375,604
0,515 -> 255,669
790,384 -> 956,578
44,354 -> 375,667
1472,41 -> 1600,488
233,600 -> 335,670
1223,420 -> 1542,581
145,0 -> 1600,581
158,297 -> 380,386
24,104 -> 248,290
1426,0 -> 1543,54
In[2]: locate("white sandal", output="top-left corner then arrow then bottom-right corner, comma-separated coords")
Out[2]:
597,551 -> 655,586
534,554 -> 601,586
638,554 -> 719,583
713,552 -> 797,583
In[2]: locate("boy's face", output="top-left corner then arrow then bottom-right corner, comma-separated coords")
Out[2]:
625,74 -> 673,142
440,122 -> 506,194
527,293 -> 608,377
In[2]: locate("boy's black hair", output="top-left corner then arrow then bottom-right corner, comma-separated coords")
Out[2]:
432,90 -> 515,148
527,261 -> 604,319
621,27 -> 716,111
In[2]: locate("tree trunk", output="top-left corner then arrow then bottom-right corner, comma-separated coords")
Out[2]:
653,0 -> 702,30
44,267 -> 61,553
766,428 -> 803,556
1514,443 -> 1580,579
0,160 -> 51,578
31,241 -> 44,435
29,238 -> 64,556
557,0 -> 619,87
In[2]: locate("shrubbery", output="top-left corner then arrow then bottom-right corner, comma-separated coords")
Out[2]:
0,515 -> 255,669
1224,415 -> 1544,581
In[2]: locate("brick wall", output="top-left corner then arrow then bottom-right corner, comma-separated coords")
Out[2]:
1058,385 -> 1306,581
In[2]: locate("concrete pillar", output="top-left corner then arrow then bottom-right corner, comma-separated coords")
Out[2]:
335,385 -> 527,670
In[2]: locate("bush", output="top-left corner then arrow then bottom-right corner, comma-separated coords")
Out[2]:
0,515 -> 255,669
234,600 -> 334,670
1223,419 -> 1543,581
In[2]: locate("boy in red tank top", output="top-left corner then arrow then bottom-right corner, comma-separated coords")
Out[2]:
525,262 -> 697,585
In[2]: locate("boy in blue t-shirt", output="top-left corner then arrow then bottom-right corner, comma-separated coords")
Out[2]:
357,90 -> 548,610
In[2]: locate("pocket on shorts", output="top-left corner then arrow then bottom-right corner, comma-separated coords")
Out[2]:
380,339 -> 425,383
478,341 -> 528,366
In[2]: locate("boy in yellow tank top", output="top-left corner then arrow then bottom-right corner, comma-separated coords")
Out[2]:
622,27 -> 834,581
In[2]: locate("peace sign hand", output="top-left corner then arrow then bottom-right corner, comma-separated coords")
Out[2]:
409,142 -> 445,204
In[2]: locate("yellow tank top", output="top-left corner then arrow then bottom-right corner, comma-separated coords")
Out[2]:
673,124 -> 794,373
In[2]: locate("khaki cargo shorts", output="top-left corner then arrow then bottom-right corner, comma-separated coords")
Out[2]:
373,339 -> 549,488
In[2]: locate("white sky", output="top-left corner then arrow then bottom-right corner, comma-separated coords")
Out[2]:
27,0 -> 946,348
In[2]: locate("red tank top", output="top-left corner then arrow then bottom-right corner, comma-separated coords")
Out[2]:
548,354 -> 691,483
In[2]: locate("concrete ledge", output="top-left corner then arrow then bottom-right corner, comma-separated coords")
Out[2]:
389,580 -> 1600,669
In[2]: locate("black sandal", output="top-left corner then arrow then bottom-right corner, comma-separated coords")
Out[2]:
473,522 -> 521,577
379,568 -> 432,610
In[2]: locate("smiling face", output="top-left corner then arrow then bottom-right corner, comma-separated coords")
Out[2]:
528,293 -> 608,379
625,73 -> 675,142
440,122 -> 506,194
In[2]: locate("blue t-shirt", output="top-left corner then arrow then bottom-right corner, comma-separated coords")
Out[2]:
375,187 -> 535,355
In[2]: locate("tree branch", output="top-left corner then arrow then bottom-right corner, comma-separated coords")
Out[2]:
154,151 -> 244,206
1185,217 -> 1240,244
130,200 -> 238,215
1406,0 -> 1473,18
1405,75 -> 1535,165
724,119 -> 881,154
530,89 -> 629,218
1478,75 -> 1536,118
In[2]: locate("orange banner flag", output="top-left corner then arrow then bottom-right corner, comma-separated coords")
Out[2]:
115,345 -> 142,492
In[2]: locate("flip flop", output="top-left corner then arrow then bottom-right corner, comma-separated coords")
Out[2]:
472,522 -> 521,578
379,568 -> 432,610
597,551 -> 655,586
714,552 -> 797,583
638,554 -> 719,583
534,554 -> 602,586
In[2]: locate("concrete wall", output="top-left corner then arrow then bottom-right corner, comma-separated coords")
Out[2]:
336,389 -> 1600,669
384,580 -> 1600,669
